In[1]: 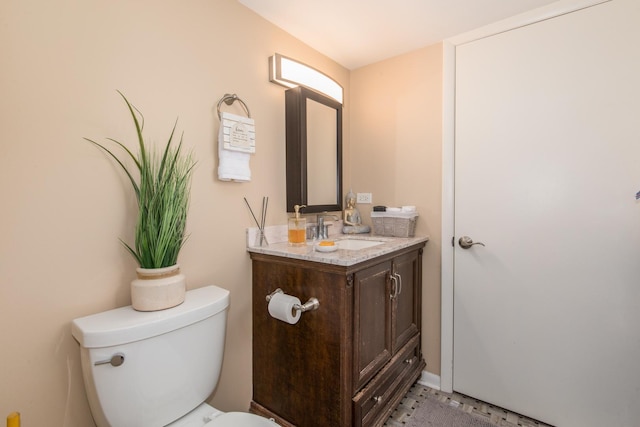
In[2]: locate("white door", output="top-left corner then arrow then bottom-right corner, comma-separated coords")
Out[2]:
453,1 -> 640,426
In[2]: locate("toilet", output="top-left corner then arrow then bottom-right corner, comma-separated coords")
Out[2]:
71,285 -> 278,427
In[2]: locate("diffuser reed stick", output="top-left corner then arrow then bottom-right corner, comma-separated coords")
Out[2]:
244,196 -> 269,246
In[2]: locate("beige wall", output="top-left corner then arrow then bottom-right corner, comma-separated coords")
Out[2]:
0,0 -> 350,425
350,45 -> 443,375
1,0 -> 445,424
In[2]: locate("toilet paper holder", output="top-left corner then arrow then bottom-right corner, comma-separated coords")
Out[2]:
266,288 -> 320,313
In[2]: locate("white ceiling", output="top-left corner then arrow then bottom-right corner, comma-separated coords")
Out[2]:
239,0 -> 559,69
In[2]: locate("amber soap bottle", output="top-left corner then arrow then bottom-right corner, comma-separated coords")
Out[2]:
288,204 -> 306,246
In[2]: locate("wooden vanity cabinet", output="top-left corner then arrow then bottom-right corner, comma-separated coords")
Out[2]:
249,242 -> 426,427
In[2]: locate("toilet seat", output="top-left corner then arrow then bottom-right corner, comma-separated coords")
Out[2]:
205,412 -> 280,426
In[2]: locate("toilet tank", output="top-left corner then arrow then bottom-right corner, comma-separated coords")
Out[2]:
72,285 -> 230,427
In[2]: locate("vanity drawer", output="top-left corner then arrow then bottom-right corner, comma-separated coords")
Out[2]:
353,335 -> 420,427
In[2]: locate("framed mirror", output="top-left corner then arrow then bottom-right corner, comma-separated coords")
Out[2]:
285,86 -> 343,213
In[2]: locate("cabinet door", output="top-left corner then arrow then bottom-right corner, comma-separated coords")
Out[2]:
252,259 -> 351,427
353,260 -> 392,390
391,251 -> 420,354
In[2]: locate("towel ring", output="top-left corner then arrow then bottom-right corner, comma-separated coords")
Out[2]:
217,93 -> 251,120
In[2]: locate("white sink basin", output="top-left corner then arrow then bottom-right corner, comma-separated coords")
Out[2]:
336,239 -> 385,250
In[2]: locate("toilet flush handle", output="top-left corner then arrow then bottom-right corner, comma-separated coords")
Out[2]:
94,353 -> 125,367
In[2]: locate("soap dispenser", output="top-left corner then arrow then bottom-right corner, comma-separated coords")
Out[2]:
288,204 -> 307,246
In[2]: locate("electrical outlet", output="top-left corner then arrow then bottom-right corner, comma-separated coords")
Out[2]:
356,192 -> 372,204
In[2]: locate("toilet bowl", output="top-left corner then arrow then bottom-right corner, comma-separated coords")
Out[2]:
72,285 -> 277,427
168,402 -> 278,427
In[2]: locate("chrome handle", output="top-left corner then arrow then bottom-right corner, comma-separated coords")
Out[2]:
459,236 -> 486,249
390,274 -> 398,299
94,353 -> 125,367
395,273 -> 402,296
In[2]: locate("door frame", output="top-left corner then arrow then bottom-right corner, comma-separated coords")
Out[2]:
440,0 -> 611,393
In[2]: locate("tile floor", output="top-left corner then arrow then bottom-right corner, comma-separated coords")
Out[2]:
384,383 -> 554,427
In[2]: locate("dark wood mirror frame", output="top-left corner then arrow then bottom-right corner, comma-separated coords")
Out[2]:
285,86 -> 343,214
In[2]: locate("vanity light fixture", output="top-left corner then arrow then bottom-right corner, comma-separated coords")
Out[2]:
269,53 -> 343,104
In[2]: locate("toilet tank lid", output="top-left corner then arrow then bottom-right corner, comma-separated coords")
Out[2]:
71,285 -> 230,348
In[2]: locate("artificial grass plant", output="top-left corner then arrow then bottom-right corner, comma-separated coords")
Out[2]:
85,91 -> 195,269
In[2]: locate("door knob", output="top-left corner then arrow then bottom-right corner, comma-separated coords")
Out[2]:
459,236 -> 485,249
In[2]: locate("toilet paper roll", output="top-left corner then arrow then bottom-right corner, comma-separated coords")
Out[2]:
268,292 -> 302,324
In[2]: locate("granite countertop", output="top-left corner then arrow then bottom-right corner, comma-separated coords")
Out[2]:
246,224 -> 428,267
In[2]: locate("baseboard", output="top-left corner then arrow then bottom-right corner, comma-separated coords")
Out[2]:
417,370 -> 441,390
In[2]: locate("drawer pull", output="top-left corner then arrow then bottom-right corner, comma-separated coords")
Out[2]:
372,395 -> 382,404
404,358 -> 414,365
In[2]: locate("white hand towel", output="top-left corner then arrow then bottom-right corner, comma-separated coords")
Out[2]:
217,112 -> 253,182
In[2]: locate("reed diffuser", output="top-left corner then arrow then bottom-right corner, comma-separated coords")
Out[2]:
244,196 -> 269,247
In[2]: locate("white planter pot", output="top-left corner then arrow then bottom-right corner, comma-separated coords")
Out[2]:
131,264 -> 185,311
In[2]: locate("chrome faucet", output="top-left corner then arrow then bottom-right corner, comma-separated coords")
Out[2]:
317,213 -> 340,240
